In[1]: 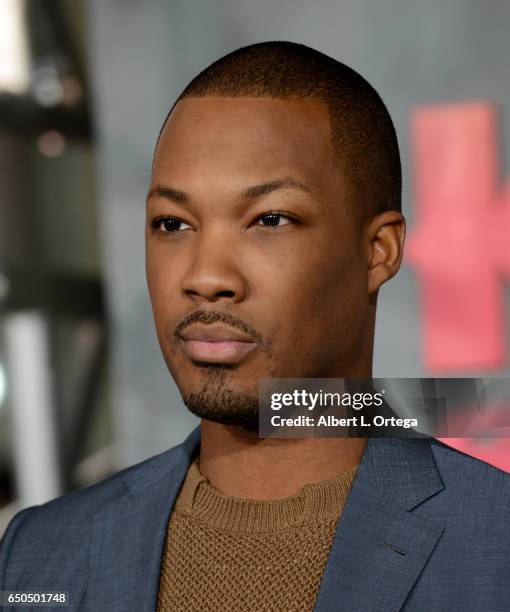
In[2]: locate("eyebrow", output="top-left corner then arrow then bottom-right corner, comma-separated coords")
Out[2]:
240,178 -> 312,199
146,177 -> 312,206
146,185 -> 189,204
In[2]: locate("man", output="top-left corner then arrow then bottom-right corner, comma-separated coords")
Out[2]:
1,42 -> 509,611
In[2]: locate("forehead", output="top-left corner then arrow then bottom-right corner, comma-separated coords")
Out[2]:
152,97 -> 340,195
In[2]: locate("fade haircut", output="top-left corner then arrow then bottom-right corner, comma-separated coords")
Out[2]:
159,41 -> 401,220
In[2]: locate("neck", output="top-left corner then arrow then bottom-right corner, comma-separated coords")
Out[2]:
197,342 -> 374,500
198,420 -> 367,500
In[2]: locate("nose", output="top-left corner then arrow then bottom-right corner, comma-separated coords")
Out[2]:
181,229 -> 248,304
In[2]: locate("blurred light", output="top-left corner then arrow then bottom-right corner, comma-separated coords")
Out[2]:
61,75 -> 83,107
36,130 -> 66,158
0,0 -> 29,94
0,362 -> 6,409
32,65 -> 64,107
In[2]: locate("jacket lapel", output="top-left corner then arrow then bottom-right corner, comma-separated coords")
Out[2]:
314,438 -> 445,611
87,429 -> 444,612
87,427 -> 200,611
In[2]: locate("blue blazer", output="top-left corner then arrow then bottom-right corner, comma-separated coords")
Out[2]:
1,427 -> 509,611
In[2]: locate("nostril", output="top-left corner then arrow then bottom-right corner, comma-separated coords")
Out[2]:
214,290 -> 236,299
183,288 -> 237,302
181,268 -> 246,302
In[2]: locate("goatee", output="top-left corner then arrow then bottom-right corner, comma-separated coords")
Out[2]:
182,367 -> 259,431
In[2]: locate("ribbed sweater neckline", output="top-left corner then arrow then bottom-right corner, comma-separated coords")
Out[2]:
174,458 -> 358,533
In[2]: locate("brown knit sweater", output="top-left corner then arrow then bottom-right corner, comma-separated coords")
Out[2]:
157,458 -> 357,611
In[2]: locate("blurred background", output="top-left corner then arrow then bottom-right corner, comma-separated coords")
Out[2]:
1,0 -> 510,534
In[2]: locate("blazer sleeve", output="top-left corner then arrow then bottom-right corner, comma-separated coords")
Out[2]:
0,507 -> 36,592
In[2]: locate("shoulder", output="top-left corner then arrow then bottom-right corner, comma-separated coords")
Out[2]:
0,439 -> 189,581
19,441 -> 185,521
425,438 -> 510,520
431,438 -> 510,491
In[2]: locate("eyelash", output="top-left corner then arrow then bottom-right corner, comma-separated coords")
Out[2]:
150,212 -> 299,233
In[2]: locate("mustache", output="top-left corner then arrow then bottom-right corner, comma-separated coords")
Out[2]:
173,310 -> 263,344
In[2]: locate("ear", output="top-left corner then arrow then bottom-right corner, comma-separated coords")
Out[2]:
366,211 -> 406,294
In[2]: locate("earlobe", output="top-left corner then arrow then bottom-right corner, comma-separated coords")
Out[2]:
367,211 -> 406,294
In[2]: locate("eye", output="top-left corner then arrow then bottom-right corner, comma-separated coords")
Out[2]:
151,217 -> 192,233
255,212 -> 295,228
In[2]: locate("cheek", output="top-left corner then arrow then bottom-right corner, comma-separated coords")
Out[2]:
253,241 -> 366,363
146,248 -> 181,332
312,255 -> 367,342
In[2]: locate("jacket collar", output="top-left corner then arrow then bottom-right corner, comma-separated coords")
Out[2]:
89,427 -> 445,611
87,427 -> 200,611
357,436 -> 444,510
314,436 -> 445,611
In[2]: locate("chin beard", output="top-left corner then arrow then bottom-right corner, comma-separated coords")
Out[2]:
181,366 -> 259,431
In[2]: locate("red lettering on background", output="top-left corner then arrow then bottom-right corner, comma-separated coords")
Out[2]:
407,102 -> 510,371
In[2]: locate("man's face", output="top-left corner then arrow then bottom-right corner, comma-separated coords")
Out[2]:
146,97 -> 372,425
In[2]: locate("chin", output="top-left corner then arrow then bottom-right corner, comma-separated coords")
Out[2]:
177,364 -> 259,428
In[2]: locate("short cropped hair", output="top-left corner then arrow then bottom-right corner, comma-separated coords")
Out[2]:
160,41 -> 401,219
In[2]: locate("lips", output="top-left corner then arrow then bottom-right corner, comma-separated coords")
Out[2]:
178,323 -> 258,364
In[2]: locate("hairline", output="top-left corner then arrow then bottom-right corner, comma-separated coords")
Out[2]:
154,93 -> 375,227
